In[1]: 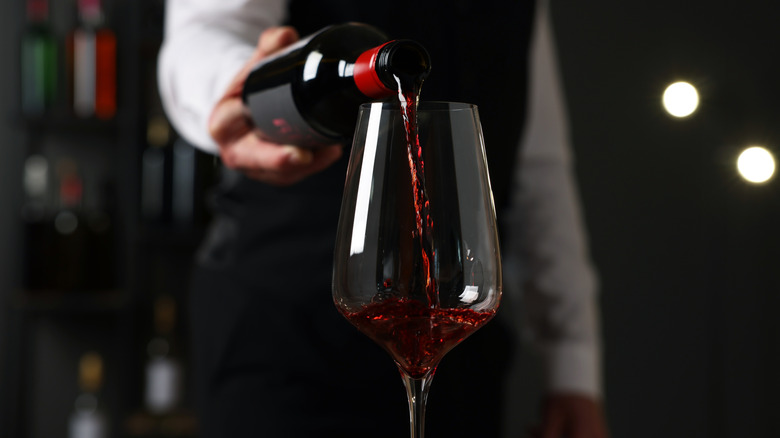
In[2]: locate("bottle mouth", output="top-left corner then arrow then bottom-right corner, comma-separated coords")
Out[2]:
377,40 -> 432,87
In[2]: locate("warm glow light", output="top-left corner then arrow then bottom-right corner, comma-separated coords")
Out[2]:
663,81 -> 699,117
737,146 -> 775,184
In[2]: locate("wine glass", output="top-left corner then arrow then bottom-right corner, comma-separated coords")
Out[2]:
332,101 -> 502,438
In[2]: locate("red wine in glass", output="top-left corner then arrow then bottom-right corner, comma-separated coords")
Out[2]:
343,72 -> 496,379
334,70 -> 502,438
343,296 -> 495,379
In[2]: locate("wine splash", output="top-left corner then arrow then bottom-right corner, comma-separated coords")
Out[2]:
393,69 -> 438,308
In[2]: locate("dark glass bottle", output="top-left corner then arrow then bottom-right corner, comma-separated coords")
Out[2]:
21,0 -> 57,116
242,23 -> 431,147
68,352 -> 108,438
144,295 -> 183,415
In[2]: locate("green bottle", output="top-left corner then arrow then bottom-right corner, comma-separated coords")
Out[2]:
21,0 -> 58,116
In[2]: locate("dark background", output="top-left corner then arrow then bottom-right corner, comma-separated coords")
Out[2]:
551,1 -> 780,437
2,1 -> 780,437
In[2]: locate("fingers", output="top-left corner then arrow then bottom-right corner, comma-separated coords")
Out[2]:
209,93 -> 343,186
217,26 -> 301,102
256,26 -> 300,58
208,25 -> 343,186
209,97 -> 250,145
241,143 -> 344,186
222,131 -> 342,186
302,144 -> 344,175
253,145 -> 342,185
208,26 -> 301,141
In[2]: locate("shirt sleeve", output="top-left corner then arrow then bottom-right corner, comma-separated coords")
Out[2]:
502,0 -> 603,398
157,0 -> 289,153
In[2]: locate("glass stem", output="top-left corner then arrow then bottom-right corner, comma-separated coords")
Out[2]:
401,369 -> 434,438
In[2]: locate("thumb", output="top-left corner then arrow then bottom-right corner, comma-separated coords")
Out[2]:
256,26 -> 300,59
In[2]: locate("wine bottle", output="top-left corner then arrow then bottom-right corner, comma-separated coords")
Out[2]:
242,23 -> 431,147
21,154 -> 53,291
53,158 -> 89,290
68,352 -> 108,438
20,0 -> 57,116
69,0 -> 116,119
22,154 -> 50,222
171,139 -> 195,226
21,157 -> 115,292
141,116 -> 170,223
144,295 -> 182,415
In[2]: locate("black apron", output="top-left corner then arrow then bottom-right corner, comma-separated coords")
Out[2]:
190,1 -> 536,436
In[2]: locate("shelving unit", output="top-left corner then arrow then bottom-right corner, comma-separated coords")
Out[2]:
3,0 -> 216,436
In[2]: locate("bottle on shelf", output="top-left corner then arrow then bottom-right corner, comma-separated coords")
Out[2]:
68,0 -> 117,119
52,158 -> 89,290
22,154 -> 51,223
242,22 -> 431,147
171,139 -> 196,226
22,156 -> 116,293
68,351 -> 108,438
22,157 -> 87,292
21,154 -> 54,292
144,295 -> 183,415
141,115 -> 171,223
21,0 -> 58,116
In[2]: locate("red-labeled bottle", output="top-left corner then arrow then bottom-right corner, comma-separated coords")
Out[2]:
69,0 -> 116,119
242,23 -> 431,147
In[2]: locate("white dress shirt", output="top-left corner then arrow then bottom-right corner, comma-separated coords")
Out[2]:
158,0 -> 602,398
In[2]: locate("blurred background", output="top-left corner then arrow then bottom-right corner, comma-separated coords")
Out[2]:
1,0 -> 779,437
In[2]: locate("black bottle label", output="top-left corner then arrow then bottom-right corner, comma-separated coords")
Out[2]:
245,83 -> 334,147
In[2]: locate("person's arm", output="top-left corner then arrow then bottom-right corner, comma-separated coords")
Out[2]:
157,0 -> 342,184
503,1 -> 608,437
158,0 -> 286,152
516,6 -> 601,397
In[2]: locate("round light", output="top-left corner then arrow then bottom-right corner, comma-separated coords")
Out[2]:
662,81 -> 699,118
737,146 -> 775,184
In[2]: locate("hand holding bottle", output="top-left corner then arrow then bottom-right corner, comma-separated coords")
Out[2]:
208,26 -> 343,186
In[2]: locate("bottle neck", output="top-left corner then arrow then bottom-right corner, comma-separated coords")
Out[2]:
354,42 -> 395,99
26,0 -> 49,23
353,40 -> 432,99
78,0 -> 104,26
